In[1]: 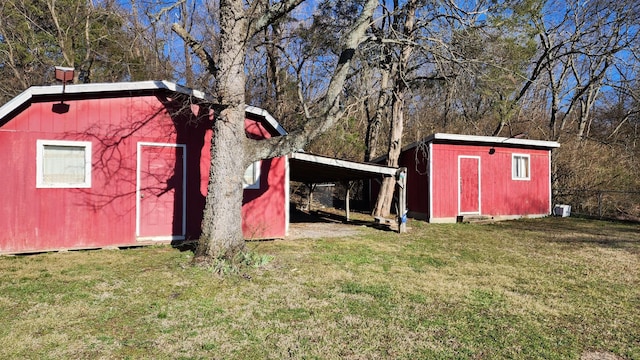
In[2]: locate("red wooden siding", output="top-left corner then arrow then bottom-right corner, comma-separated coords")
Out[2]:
375,135 -> 554,222
430,143 -> 551,219
196,119 -> 287,240
242,118 -> 286,239
241,157 -> 287,239
399,148 -> 429,215
0,94 -> 286,254
138,144 -> 185,238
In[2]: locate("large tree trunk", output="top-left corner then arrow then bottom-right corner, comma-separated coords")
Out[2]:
174,0 -> 379,262
373,88 -> 404,217
372,0 -> 415,217
195,0 -> 248,261
364,69 -> 390,162
197,105 -> 247,260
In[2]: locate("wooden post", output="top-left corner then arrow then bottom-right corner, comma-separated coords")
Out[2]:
344,181 -> 350,221
343,181 -> 355,222
396,168 -> 407,233
305,183 -> 316,211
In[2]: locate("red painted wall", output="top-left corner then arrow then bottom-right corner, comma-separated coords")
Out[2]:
399,148 -> 430,215
429,143 -> 551,219
197,117 -> 287,240
0,94 -> 286,253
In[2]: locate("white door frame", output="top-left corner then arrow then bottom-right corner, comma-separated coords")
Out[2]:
136,142 -> 187,241
458,155 -> 481,215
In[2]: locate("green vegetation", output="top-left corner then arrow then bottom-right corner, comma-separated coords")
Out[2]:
0,217 -> 638,359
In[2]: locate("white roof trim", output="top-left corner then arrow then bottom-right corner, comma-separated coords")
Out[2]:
290,152 -> 399,177
0,80 -> 286,135
403,133 -> 560,151
371,132 -> 560,164
0,90 -> 35,121
245,105 -> 287,135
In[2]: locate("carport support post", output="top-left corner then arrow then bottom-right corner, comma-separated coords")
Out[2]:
396,168 -> 407,233
305,183 -> 316,212
342,181 -> 355,222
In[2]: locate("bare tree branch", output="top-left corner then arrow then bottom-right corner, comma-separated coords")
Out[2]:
250,0 -> 379,160
171,23 -> 218,77
249,0 -> 305,37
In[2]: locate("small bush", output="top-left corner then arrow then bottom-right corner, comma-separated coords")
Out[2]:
207,251 -> 274,276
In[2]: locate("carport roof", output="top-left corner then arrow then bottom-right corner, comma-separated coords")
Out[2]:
289,152 -> 400,184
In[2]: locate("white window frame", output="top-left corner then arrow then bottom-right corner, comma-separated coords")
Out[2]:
243,160 -> 261,190
512,153 -> 530,181
36,140 -> 92,188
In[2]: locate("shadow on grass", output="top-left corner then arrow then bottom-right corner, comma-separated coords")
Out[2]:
551,235 -> 640,254
290,207 -> 397,233
489,217 -> 640,254
171,239 -> 198,253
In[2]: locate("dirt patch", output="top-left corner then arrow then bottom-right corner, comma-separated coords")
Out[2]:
286,208 -> 396,239
287,221 -> 366,240
580,351 -> 625,360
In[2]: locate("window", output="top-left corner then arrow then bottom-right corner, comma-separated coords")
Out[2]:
512,154 -> 530,180
36,140 -> 92,188
243,160 -> 261,189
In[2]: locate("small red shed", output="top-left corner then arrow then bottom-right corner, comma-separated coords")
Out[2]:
398,133 -> 560,223
0,81 -> 289,254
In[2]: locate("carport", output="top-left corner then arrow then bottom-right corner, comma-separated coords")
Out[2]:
288,152 -> 407,232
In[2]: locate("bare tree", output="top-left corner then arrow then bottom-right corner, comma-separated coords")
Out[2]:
520,0 -> 640,141
0,0 -> 170,102
370,0 -> 419,217
367,0 -> 494,217
171,0 -> 378,261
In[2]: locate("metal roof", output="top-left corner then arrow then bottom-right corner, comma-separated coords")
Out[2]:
289,152 -> 400,183
404,133 -> 560,151
0,80 -> 287,136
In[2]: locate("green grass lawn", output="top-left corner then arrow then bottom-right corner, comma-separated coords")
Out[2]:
1,217 -> 638,359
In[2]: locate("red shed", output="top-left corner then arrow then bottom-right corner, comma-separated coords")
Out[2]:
398,133 -> 560,223
0,81 -> 289,254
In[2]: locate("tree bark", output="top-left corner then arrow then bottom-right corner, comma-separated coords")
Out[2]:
177,0 -> 379,261
364,69 -> 390,162
372,0 -> 416,217
195,0 -> 248,261
265,20 -> 285,120
180,1 -> 194,88
373,88 -> 405,217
